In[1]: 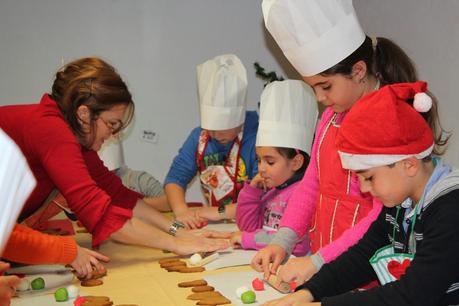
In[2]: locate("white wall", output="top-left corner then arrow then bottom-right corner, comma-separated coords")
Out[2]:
0,0 -> 297,201
1,0 -> 457,202
354,0 -> 459,167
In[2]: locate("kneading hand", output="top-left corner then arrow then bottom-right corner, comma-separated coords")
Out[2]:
195,206 -> 220,221
230,231 -> 242,248
260,290 -> 316,306
173,231 -> 230,255
0,262 -> 20,306
251,244 -> 286,280
278,256 -> 318,285
175,210 -> 206,229
71,246 -> 109,280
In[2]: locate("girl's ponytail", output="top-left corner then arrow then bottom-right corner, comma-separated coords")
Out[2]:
324,36 -> 450,155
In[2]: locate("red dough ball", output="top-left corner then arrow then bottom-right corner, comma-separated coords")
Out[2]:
73,296 -> 86,306
252,277 -> 265,291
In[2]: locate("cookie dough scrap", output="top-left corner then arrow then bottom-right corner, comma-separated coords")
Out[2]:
167,265 -> 189,272
178,266 -> 205,273
178,279 -> 208,288
196,295 -> 231,305
158,258 -> 181,265
160,261 -> 187,268
187,291 -> 223,300
81,296 -> 113,306
81,279 -> 104,287
192,286 -> 214,293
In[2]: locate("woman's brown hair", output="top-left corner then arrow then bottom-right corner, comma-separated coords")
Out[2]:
322,36 -> 450,155
51,57 -> 134,148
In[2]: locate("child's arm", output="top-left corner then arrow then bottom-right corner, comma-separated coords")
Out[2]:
269,109 -> 335,254
164,128 -> 204,228
303,192 -> 459,305
236,178 -> 265,232
297,208 -> 388,303
235,178 -> 276,250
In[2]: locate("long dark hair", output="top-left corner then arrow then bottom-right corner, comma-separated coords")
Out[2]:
323,36 -> 449,155
51,57 -> 134,148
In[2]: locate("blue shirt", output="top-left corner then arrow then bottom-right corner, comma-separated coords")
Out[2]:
165,111 -> 259,189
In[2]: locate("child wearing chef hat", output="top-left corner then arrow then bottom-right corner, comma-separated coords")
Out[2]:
231,80 -> 318,257
253,0 -> 449,286
164,54 -> 259,229
267,81 -> 456,306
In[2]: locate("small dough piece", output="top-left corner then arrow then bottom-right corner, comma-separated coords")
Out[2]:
196,296 -> 231,305
81,279 -> 103,287
178,266 -> 205,273
158,258 -> 181,265
191,285 -> 214,292
178,279 -> 208,288
189,253 -> 202,265
235,286 -> 249,298
187,291 -> 223,300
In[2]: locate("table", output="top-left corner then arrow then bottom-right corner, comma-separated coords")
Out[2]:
12,222 -> 255,306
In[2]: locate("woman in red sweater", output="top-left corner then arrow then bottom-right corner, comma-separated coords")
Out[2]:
0,57 -> 228,279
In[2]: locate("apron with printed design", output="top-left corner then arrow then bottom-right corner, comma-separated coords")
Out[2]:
370,206 -> 416,285
196,130 -> 242,207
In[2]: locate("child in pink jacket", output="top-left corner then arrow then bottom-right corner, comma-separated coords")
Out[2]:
230,80 -> 318,257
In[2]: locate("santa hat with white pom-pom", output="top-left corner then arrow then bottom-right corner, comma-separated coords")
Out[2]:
336,81 -> 435,171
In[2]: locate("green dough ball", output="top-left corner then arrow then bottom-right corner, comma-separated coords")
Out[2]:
54,287 -> 69,302
241,290 -> 256,304
30,277 -> 45,290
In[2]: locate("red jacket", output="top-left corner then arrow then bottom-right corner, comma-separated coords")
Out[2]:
0,94 -> 142,263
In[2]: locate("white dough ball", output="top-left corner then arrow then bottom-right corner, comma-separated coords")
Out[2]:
235,286 -> 249,299
66,284 -> 79,299
17,279 -> 30,291
190,253 -> 202,265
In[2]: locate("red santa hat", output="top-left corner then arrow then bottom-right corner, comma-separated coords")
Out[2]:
336,81 -> 435,170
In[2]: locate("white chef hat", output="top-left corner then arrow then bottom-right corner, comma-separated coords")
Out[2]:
262,0 -> 366,77
256,80 -> 318,154
98,135 -> 125,171
197,54 -> 248,130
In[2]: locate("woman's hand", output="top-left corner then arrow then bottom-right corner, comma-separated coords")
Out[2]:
178,228 -> 232,239
172,232 -> 230,255
71,246 -> 110,280
251,244 -> 286,280
278,256 -> 318,285
261,290 -> 315,306
0,262 -> 20,306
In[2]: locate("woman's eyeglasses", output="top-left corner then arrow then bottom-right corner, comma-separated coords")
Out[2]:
97,116 -> 123,134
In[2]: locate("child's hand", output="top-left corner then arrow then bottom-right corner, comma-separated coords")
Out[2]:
251,244 -> 286,280
230,231 -> 242,247
196,206 -> 220,221
260,290 -> 316,306
278,256 -> 318,285
0,262 -> 20,306
250,173 -> 267,190
175,210 -> 206,229
71,246 -> 109,280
